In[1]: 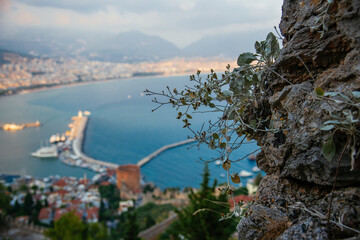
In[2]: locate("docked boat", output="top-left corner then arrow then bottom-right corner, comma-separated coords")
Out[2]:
252,166 -> 261,172
50,133 -> 66,144
31,145 -> 58,158
3,123 -> 24,131
49,134 -> 57,144
214,160 -> 222,166
239,170 -> 253,177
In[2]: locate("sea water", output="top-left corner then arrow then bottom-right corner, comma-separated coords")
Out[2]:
0,76 -> 260,189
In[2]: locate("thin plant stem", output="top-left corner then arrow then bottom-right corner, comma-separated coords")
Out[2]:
327,136 -> 351,224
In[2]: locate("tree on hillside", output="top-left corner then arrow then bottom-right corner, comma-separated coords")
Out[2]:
99,184 -> 120,211
145,215 -> 156,229
159,164 -> 237,240
23,192 -> 34,216
44,211 -> 86,240
0,183 -> 11,230
123,208 -> 140,240
86,222 -> 108,240
44,211 -> 108,240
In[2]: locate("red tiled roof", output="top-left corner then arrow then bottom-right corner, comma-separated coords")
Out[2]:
107,169 -> 116,176
54,189 -> 69,196
88,184 -> 98,189
100,181 -> 111,186
54,179 -> 67,187
54,208 -> 68,221
86,207 -> 99,220
229,195 -> 253,207
38,207 -> 52,220
71,199 -> 82,205
54,208 -> 83,221
78,179 -> 90,185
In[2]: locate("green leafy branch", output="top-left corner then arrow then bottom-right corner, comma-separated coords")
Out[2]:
309,0 -> 334,38
145,32 -> 281,220
315,88 -> 360,170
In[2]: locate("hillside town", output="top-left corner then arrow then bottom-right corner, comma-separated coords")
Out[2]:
0,164 -> 258,239
0,52 -> 234,95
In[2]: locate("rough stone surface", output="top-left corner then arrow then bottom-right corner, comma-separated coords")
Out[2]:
237,0 -> 360,239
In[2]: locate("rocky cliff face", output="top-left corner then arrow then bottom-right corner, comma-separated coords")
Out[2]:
237,0 -> 360,239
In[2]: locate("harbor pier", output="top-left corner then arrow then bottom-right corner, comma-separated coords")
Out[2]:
66,111 -> 196,171
136,139 -> 196,167
70,113 -> 119,169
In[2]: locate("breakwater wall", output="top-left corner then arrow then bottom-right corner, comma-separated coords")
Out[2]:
72,116 -> 119,169
136,139 -> 197,167
70,113 -> 196,170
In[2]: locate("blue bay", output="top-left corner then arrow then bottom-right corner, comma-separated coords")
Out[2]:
0,76 -> 260,189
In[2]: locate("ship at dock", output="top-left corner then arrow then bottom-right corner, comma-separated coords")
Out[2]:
49,133 -> 66,144
1,121 -> 40,131
31,145 -> 58,158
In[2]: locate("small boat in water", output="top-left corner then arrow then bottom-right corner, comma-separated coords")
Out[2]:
248,155 -> 256,160
31,145 -> 58,158
239,170 -> 253,177
3,123 -> 24,131
215,160 -> 222,166
252,166 -> 261,172
50,133 -> 66,144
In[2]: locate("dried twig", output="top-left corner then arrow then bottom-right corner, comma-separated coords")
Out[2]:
290,202 -> 360,235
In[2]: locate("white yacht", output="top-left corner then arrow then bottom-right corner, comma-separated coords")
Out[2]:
214,160 -> 222,166
31,145 -> 58,158
252,166 -> 261,172
239,170 -> 253,177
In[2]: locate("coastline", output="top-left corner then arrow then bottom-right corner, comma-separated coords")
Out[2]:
0,72 -> 193,99
0,69 -> 261,188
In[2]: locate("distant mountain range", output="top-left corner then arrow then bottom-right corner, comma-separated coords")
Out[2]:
0,29 -> 267,62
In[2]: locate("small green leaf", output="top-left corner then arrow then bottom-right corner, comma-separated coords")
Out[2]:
320,125 -> 334,131
237,52 -> 257,66
209,103 -> 215,108
220,142 -> 227,149
324,92 -> 340,97
351,91 -> 360,98
339,93 -> 352,102
324,120 -> 341,125
254,41 -> 261,54
315,87 -> 325,96
322,136 -> 336,161
227,110 -> 235,120
212,133 -> 219,139
250,119 -> 257,128
222,90 -> 233,97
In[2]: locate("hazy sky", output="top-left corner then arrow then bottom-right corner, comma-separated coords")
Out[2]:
0,0 -> 283,47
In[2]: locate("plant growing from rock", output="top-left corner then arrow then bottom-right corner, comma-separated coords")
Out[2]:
314,88 -> 360,224
145,32 -> 281,220
315,89 -> 360,170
